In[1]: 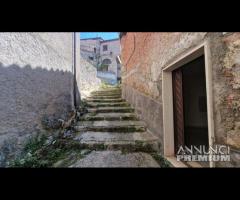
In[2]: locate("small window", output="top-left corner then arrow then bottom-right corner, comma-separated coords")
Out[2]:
89,56 -> 94,60
103,45 -> 108,51
94,48 -> 96,53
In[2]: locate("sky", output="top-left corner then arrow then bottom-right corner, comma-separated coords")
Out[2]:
80,32 -> 119,40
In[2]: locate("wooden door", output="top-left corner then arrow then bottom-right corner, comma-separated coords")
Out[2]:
172,68 -> 185,154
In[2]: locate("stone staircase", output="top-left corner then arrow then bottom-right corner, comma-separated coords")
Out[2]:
69,86 -> 161,167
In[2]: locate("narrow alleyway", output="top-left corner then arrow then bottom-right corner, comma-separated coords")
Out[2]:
9,85 -> 167,168
3,32 -> 240,168
66,86 -> 161,167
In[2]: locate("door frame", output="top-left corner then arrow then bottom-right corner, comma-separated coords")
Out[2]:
162,41 -> 215,167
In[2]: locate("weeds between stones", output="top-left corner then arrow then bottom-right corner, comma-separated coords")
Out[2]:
8,133 -> 91,168
150,153 -> 172,168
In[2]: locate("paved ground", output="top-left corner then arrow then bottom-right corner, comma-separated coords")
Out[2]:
69,151 -> 159,168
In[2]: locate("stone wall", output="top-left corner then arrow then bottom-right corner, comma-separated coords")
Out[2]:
0,32 -> 75,166
120,32 -> 240,167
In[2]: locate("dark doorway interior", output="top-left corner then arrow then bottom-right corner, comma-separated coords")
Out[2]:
182,56 -> 208,148
173,55 -> 209,152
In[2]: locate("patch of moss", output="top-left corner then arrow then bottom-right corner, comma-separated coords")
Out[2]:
24,134 -> 48,153
150,153 -> 172,168
8,134 -> 83,168
128,126 -> 146,132
100,82 -> 111,89
9,146 -> 66,168
121,148 -> 131,155
88,143 -> 106,151
96,143 -> 106,150
77,100 -> 88,116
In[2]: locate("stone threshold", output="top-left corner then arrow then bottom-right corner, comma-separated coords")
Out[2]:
165,157 -> 188,168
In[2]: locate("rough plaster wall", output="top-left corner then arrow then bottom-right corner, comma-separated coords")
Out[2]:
203,32 -> 240,167
100,40 -> 120,55
0,32 -> 73,166
121,32 -> 206,101
80,49 -> 96,66
211,33 -> 240,166
78,43 -> 101,98
80,39 -> 101,66
121,33 -> 206,140
81,39 -> 101,52
121,32 -> 240,167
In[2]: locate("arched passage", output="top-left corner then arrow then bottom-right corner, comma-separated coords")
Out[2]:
100,58 -> 112,71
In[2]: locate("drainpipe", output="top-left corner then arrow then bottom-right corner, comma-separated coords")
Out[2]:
73,32 -> 77,108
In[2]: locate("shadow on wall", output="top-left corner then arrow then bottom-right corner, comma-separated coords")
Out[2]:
0,63 -> 80,167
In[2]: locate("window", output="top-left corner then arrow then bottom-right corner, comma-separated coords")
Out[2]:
89,56 -> 94,60
94,48 -> 96,53
103,45 -> 108,51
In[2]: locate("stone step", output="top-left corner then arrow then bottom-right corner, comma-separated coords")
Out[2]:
86,102 -> 130,108
68,151 -> 160,168
80,112 -> 137,121
91,91 -> 121,95
74,120 -> 146,132
90,95 -> 122,99
72,131 -> 160,153
91,91 -> 122,95
87,107 -> 134,113
91,91 -> 121,94
88,95 -> 122,99
85,98 -> 124,103
86,95 -> 122,98
95,89 -> 121,93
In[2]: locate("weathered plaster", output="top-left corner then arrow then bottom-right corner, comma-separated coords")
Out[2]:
0,32 -> 74,166
121,32 -> 240,167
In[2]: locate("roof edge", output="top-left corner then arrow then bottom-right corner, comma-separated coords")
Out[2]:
119,32 -> 127,39
100,38 -> 119,43
80,37 -> 104,41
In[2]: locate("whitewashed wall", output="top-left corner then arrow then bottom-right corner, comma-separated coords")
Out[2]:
0,32 -> 74,166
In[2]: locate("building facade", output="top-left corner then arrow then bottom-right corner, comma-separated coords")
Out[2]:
0,32 -> 101,167
80,37 -> 102,66
80,37 -> 121,84
120,32 -> 240,167
0,32 -> 78,166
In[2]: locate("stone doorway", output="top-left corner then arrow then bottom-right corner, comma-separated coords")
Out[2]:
162,43 -> 215,167
172,55 -> 209,154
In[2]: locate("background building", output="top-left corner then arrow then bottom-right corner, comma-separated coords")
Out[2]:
80,37 -> 121,84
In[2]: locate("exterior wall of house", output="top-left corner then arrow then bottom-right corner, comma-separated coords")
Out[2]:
0,32 -> 76,166
100,39 -> 120,75
120,32 -> 240,167
80,37 -> 121,84
80,38 -> 102,66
